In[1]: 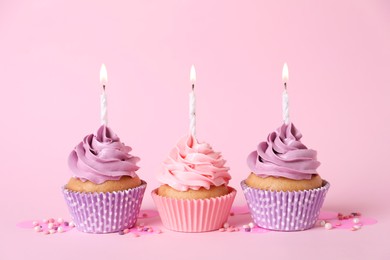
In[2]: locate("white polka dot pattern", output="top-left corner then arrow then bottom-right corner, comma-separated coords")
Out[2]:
241,180 -> 330,231
62,181 -> 147,233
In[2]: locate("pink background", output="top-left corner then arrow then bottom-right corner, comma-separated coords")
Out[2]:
1,0 -> 390,259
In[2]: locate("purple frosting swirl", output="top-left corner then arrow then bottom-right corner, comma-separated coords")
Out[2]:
68,125 -> 140,184
247,123 -> 320,180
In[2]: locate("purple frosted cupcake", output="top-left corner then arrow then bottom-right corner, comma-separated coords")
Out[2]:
241,123 -> 330,231
62,125 -> 147,233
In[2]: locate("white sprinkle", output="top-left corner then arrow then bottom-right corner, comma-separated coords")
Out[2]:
248,222 -> 255,229
352,218 -> 360,224
324,223 -> 333,230
223,222 -> 230,229
319,220 -> 326,226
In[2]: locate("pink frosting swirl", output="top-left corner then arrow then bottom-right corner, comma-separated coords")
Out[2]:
247,123 -> 320,180
158,135 -> 231,191
68,125 -> 140,184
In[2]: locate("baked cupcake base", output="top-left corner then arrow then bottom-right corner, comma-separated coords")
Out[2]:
62,180 -> 147,233
152,187 -> 236,232
241,180 -> 330,231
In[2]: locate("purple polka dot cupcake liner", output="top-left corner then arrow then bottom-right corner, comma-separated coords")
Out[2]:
241,180 -> 330,231
62,181 -> 147,234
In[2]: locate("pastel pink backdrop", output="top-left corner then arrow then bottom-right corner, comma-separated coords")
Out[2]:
1,0 -> 389,259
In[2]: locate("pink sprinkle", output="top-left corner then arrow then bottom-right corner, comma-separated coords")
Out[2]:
230,212 -> 235,216
219,228 -> 225,232
57,218 -> 64,224
69,221 -> 75,227
42,219 -> 48,224
227,227 -> 234,232
223,222 -> 230,229
32,221 -> 39,227
43,231 -> 50,235
133,233 -> 140,238
47,223 -> 54,229
49,229 -> 56,234
123,229 -> 130,234
142,213 -> 148,218
48,218 -> 55,223
335,222 -> 341,226
137,227 -> 143,232
148,228 -> 154,233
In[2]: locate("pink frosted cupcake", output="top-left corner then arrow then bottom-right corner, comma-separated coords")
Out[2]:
241,123 -> 330,231
152,134 -> 236,232
62,125 -> 147,233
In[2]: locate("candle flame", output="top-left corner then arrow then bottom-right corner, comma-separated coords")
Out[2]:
282,62 -> 289,84
190,65 -> 196,84
100,64 -> 108,85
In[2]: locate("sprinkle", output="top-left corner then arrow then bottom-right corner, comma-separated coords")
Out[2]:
57,227 -> 64,233
223,222 -> 230,229
324,223 -> 333,230
148,228 -> 154,233
49,229 -> 56,234
142,227 -> 149,232
242,224 -> 249,229
142,213 -> 148,218
319,220 -> 326,226
244,227 -> 251,232
139,223 -> 145,227
335,222 -> 341,227
42,219 -> 48,224
57,218 -> 64,224
133,233 -> 140,238
352,218 -> 360,224
227,227 -> 234,232
69,221 -> 75,227
123,229 -> 130,234
48,218 -> 55,223
43,230 -> 50,235
248,222 -> 255,229
230,212 -> 235,216
47,223 -> 54,229
219,228 -> 225,232
63,222 -> 69,227
137,227 -> 143,232
118,231 -> 125,235
34,226 -> 42,232
32,221 -> 39,227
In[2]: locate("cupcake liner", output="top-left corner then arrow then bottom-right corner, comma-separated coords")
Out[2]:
152,187 -> 236,232
62,180 -> 147,233
241,180 -> 330,231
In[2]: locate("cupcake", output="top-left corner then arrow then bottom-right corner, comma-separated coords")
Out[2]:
152,134 -> 236,232
62,125 -> 147,233
241,123 -> 330,231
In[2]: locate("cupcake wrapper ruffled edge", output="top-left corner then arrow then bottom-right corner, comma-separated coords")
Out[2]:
62,180 -> 147,233
241,180 -> 330,231
152,187 -> 236,232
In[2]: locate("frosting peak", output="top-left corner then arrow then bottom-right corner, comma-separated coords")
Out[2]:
247,123 -> 320,180
158,135 -> 231,191
68,125 -> 140,184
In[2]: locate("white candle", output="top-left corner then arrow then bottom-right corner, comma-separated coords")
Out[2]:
100,64 -> 108,126
189,65 -> 196,137
282,62 -> 289,124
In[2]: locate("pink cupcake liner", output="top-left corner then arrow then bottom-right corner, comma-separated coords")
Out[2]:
62,180 -> 147,233
152,187 -> 236,232
241,180 -> 330,231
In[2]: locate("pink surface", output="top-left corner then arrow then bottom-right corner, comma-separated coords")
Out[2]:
1,0 -> 390,259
